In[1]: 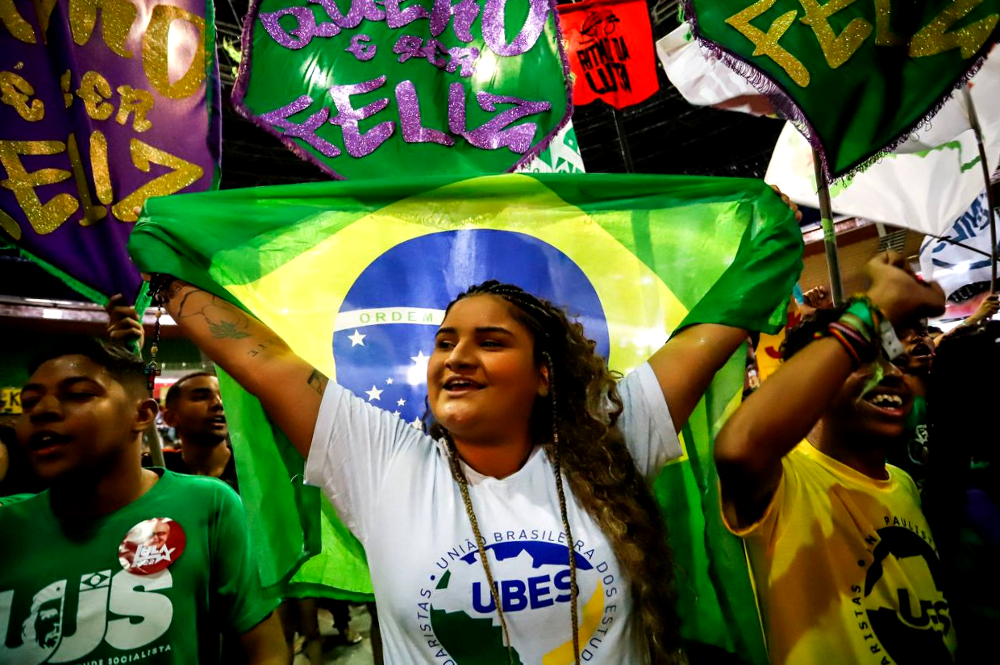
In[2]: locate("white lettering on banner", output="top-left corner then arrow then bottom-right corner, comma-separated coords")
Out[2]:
0,569 -> 173,664
336,307 -> 445,331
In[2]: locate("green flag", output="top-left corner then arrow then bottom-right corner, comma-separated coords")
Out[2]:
129,173 -> 802,663
686,1 -> 1000,178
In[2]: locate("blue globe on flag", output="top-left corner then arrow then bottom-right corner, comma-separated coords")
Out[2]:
332,230 -> 610,426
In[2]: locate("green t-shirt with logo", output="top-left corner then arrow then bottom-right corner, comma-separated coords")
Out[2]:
0,470 -> 276,664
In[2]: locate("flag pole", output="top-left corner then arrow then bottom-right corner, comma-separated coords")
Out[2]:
611,107 -> 636,173
812,150 -> 844,305
963,85 -> 998,293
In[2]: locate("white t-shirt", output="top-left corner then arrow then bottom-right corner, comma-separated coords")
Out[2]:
306,363 -> 681,665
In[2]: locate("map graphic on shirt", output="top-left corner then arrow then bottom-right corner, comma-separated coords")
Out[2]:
419,536 -> 619,664
301,219 -> 694,663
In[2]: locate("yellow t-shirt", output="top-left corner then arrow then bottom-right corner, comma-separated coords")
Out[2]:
730,442 -> 957,665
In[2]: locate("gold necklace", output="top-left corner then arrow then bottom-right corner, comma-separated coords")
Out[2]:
445,436 -> 580,665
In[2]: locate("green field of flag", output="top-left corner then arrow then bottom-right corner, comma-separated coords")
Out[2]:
130,173 -> 803,663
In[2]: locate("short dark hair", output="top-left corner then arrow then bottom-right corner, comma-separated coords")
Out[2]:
782,305 -> 848,361
164,371 -> 216,408
27,338 -> 149,397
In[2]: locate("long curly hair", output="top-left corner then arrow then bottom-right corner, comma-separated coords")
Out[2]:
427,281 -> 684,664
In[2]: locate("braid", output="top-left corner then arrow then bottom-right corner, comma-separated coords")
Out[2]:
432,281 -> 684,664
545,352 -> 581,663
445,439 -> 516,665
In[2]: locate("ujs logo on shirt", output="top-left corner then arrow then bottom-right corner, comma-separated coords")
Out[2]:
0,568 -> 173,664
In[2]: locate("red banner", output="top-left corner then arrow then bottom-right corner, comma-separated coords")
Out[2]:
558,0 -> 658,109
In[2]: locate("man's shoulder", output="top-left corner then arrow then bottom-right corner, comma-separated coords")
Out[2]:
157,471 -> 244,520
0,491 -> 47,520
0,492 -> 40,508
887,464 -> 921,498
160,469 -> 237,495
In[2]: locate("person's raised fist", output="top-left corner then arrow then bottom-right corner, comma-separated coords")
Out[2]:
866,251 -> 945,327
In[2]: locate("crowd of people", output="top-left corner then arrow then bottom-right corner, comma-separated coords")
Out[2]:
1,245 -> 996,664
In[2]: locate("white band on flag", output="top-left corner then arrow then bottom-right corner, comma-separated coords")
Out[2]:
335,307 -> 445,331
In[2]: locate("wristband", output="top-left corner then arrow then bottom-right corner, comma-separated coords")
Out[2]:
829,321 -> 878,364
845,299 -> 877,333
880,319 -> 906,361
823,296 -> 886,366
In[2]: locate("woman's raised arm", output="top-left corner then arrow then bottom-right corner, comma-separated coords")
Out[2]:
647,323 -> 748,431
156,279 -> 324,458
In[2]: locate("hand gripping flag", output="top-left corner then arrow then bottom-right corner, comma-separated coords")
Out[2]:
129,173 -> 803,663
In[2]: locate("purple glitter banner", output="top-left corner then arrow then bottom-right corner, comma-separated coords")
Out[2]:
0,0 -> 220,302
232,0 -> 572,180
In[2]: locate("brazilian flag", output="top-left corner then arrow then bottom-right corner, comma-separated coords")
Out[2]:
129,173 -> 802,664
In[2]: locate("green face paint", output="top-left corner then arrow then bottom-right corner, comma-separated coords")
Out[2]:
856,361 -> 886,404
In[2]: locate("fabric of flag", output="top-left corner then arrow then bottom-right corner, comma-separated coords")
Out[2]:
919,190 -> 997,298
754,296 -> 803,381
656,23 -> 774,117
0,0 -> 221,304
558,0 -> 659,109
233,0 -> 572,180
686,1 -> 1000,178
766,49 -> 1000,238
129,173 -> 803,663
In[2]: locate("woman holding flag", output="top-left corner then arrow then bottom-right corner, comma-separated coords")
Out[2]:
127,184 -> 801,665
135,269 -> 760,665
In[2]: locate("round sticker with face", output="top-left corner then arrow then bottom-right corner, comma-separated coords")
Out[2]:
118,517 -> 186,575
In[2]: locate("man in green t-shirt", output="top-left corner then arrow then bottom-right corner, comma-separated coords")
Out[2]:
0,339 -> 287,664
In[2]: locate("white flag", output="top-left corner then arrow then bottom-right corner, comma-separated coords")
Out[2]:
765,54 -> 1000,237
655,24 -> 774,116
919,192 -> 997,298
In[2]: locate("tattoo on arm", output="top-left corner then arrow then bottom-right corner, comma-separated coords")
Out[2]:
307,369 -> 329,396
174,289 -> 252,340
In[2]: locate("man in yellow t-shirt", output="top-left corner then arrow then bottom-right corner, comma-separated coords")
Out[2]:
715,253 -> 955,665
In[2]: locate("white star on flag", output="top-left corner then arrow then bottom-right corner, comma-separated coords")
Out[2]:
408,350 -> 430,386
393,410 -> 400,416
397,398 -> 406,406
386,377 -> 394,385
364,385 -> 383,401
348,330 -> 366,346
409,416 -> 423,430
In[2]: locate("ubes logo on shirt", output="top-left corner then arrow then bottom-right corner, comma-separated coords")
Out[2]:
415,536 -> 620,665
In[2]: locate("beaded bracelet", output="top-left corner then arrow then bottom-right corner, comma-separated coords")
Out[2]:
148,273 -> 178,306
824,296 -> 885,366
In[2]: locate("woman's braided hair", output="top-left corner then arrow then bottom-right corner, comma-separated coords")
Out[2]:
428,281 -> 684,664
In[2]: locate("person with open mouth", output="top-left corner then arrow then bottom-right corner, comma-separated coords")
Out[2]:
715,252 -> 955,665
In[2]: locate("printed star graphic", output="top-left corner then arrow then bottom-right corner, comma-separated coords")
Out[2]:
364,385 -> 383,401
348,330 -> 366,347
393,410 -> 400,417
397,398 -> 406,406
410,350 -> 429,364
410,416 -> 423,430
386,377 -> 394,385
